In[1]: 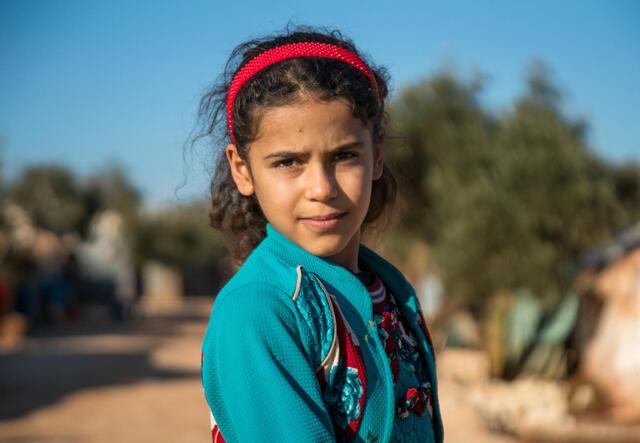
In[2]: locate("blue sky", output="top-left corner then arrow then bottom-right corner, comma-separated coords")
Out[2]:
1,0 -> 638,206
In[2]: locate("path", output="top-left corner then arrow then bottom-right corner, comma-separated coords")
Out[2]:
0,297 -> 517,443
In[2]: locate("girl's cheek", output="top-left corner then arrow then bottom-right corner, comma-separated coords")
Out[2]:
268,182 -> 298,208
339,166 -> 368,193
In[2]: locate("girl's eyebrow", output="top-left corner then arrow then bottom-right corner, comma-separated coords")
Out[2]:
263,141 -> 364,160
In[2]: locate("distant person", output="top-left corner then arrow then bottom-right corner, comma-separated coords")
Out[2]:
198,25 -> 444,442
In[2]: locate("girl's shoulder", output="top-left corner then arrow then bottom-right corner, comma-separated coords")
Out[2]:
204,251 -> 299,338
204,250 -> 337,370
217,247 -> 298,299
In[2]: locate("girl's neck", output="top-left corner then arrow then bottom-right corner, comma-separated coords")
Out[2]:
323,228 -> 362,274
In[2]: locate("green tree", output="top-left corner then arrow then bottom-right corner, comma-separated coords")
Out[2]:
387,62 -> 640,309
0,137 -> 7,203
386,69 -> 494,244
81,164 -> 142,239
603,161 -> 640,226
9,164 -> 85,234
132,200 -> 227,268
7,163 -> 143,243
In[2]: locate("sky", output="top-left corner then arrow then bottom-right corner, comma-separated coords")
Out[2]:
1,0 -> 638,206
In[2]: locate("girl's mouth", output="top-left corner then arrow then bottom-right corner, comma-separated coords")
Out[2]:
300,212 -> 347,230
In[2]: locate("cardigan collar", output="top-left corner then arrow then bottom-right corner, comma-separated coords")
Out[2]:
260,222 -> 420,322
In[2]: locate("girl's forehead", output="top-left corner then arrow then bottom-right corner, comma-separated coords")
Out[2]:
252,98 -> 370,149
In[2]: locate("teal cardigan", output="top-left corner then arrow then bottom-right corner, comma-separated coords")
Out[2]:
201,223 -> 444,443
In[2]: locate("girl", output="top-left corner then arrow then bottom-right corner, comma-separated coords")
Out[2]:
198,25 -> 444,443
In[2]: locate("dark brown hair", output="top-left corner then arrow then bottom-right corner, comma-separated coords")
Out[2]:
192,24 -> 397,266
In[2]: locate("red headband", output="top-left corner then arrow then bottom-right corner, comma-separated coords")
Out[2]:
226,41 -> 380,145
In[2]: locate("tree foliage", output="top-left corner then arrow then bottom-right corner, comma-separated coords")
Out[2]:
132,201 -> 227,268
4,162 -> 230,269
9,164 -> 85,235
387,62 -> 640,308
7,163 -> 142,237
80,165 -> 142,242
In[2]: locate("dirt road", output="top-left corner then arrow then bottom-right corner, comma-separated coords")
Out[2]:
0,297 -> 515,443
0,298 -> 211,443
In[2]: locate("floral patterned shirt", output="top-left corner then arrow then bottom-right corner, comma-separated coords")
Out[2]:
354,259 -> 436,442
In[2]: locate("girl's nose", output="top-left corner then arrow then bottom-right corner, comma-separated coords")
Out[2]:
305,161 -> 338,202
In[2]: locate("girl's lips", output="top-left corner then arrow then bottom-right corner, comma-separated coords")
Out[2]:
300,212 -> 346,230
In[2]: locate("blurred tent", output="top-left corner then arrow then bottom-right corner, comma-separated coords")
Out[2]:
478,220 -> 640,424
576,221 -> 640,424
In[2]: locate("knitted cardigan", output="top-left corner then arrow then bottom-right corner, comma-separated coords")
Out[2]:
200,222 -> 444,443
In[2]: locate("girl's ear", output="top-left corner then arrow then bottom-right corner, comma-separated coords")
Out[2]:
226,144 -> 255,196
372,133 -> 384,181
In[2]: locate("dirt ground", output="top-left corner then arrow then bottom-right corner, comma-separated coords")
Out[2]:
0,296 -> 518,443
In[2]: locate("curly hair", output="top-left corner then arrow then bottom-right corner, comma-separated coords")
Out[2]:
192,24 -> 398,266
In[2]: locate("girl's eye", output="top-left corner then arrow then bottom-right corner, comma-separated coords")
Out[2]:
273,158 -> 298,169
336,152 -> 357,161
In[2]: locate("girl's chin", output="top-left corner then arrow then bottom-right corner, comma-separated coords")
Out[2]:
298,233 -> 346,255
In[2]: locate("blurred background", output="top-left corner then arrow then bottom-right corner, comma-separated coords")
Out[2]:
1,1 -> 639,442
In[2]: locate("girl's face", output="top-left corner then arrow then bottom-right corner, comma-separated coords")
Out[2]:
226,97 -> 383,271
